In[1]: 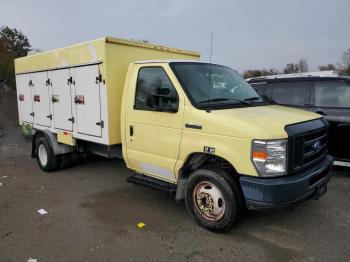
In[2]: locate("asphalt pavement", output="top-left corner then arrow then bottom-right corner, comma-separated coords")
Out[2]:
1,90 -> 350,262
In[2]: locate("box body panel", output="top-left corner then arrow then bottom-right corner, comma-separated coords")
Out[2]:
16,73 -> 33,124
50,68 -> 73,131
73,64 -> 102,137
14,37 -> 200,145
32,71 -> 51,127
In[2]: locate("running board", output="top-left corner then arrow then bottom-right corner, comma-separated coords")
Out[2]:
127,174 -> 177,194
334,161 -> 350,168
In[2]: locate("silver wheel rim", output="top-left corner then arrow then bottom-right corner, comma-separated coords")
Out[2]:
193,181 -> 225,221
38,144 -> 48,167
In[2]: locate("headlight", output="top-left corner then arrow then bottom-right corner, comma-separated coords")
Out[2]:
251,139 -> 287,177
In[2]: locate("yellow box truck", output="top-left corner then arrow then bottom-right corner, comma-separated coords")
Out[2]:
15,37 -> 333,232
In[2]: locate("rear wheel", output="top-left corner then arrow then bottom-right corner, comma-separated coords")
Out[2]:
35,136 -> 60,172
185,168 -> 243,232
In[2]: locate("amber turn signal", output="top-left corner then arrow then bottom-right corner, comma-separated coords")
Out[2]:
252,151 -> 269,160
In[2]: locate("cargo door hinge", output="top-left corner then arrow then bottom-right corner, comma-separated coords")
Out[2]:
30,112 -> 34,117
68,117 -> 75,123
96,120 -> 104,128
46,114 -> 52,120
67,77 -> 74,85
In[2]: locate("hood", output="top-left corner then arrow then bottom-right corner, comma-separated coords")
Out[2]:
185,105 -> 322,139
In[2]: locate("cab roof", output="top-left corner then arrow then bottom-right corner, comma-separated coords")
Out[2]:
133,60 -> 206,64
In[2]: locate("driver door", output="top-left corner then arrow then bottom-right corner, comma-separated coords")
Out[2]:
125,64 -> 185,183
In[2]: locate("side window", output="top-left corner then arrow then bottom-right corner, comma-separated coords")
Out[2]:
314,81 -> 350,108
135,67 -> 178,112
271,82 -> 308,106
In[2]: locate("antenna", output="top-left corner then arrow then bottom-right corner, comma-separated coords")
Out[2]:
207,33 -> 213,112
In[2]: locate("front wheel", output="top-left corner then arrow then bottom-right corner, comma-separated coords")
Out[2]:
185,168 -> 242,232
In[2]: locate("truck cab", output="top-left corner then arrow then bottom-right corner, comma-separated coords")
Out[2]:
121,61 -> 333,231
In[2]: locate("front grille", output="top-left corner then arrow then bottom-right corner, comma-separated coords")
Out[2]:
286,119 -> 329,174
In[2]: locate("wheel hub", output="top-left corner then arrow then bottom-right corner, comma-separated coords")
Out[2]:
193,181 -> 225,221
38,144 -> 48,167
197,192 -> 214,213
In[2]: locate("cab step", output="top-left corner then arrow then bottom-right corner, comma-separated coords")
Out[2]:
127,174 -> 177,194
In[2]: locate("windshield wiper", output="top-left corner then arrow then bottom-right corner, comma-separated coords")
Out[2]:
244,97 -> 262,102
198,98 -> 251,105
244,96 -> 275,104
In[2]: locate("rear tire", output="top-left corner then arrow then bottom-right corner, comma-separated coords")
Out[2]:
185,167 -> 243,232
35,136 -> 60,172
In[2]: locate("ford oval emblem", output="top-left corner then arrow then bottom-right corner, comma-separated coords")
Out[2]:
312,141 -> 322,152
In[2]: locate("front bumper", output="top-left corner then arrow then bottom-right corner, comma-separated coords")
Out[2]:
240,155 -> 333,210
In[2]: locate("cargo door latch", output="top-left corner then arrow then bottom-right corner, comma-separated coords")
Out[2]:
68,117 -> 75,123
96,120 -> 104,128
95,74 -> 102,84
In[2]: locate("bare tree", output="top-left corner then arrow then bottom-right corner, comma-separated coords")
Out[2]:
298,59 -> 308,72
283,59 -> 308,74
243,69 -> 280,79
337,48 -> 350,75
283,63 -> 299,74
318,64 -> 336,71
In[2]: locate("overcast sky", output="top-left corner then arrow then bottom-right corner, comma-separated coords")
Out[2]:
1,0 -> 349,72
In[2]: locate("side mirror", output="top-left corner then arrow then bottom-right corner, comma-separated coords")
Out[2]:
157,87 -> 171,96
147,87 -> 178,112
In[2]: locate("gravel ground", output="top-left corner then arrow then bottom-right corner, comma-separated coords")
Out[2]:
1,90 -> 350,262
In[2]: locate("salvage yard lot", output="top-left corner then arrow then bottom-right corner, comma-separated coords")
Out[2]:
1,90 -> 350,262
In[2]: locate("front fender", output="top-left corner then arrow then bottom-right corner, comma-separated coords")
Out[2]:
175,130 -> 258,179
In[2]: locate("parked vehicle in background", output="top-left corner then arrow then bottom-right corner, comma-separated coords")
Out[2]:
14,38 -> 333,232
247,71 -> 350,167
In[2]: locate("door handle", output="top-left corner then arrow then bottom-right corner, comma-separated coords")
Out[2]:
185,123 -> 202,129
130,125 -> 134,136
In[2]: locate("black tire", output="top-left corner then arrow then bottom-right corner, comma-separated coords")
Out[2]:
185,167 -> 243,232
35,136 -> 60,172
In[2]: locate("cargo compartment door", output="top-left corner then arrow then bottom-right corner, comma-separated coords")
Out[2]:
16,73 -> 34,124
73,65 -> 102,137
32,71 -> 51,127
51,69 -> 73,131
